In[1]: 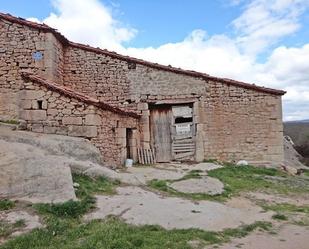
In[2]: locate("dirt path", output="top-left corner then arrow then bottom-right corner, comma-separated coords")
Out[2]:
210,224 -> 309,249
84,186 -> 273,231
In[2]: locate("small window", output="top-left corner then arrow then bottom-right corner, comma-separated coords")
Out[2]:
175,117 -> 192,124
37,100 -> 43,110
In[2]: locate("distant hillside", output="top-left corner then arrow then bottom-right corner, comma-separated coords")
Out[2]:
284,121 -> 309,146
284,120 -> 309,166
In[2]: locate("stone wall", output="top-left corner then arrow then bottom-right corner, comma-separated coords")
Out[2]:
0,19 -> 64,120
0,15 -> 285,165
19,78 -> 139,166
63,47 -> 131,107
201,81 -> 283,164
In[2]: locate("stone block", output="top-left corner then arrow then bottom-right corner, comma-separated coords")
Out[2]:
56,126 -> 68,135
43,126 -> 57,134
20,110 -> 47,121
68,125 -> 97,138
32,124 -> 43,133
85,114 -> 101,125
137,102 -> 148,111
116,128 -> 126,138
20,90 -> 45,100
47,109 -> 58,116
62,116 -> 82,125
19,100 -> 32,109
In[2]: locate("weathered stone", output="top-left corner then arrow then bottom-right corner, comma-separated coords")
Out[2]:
19,100 -> 32,109
43,126 -> 57,134
62,116 -> 82,125
68,125 -> 97,138
20,90 -> 45,100
169,177 -> 224,195
31,123 -> 43,133
20,110 -> 47,121
85,114 -> 101,125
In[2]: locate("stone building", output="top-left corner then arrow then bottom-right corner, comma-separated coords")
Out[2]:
0,13 -> 286,166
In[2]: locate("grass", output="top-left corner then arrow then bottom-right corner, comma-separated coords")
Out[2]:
0,199 -> 15,211
0,173 -> 274,249
264,203 -> 309,223
0,119 -> 19,125
148,164 -> 309,202
34,197 -> 96,219
303,169 -> 309,177
0,219 -> 26,238
72,173 -> 120,199
263,203 -> 309,214
33,174 -> 120,219
272,214 -> 288,221
0,217 -> 272,249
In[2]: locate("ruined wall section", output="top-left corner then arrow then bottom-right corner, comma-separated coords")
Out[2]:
0,19 -> 64,120
19,78 -> 138,166
201,81 -> 284,164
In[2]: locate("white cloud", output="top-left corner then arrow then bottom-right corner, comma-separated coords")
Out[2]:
29,0 -> 309,121
232,0 -> 309,55
41,0 -> 137,51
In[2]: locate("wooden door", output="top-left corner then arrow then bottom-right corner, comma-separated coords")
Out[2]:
150,107 -> 172,162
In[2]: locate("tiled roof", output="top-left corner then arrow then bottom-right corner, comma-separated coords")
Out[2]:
1,12 -> 286,96
21,72 -> 140,119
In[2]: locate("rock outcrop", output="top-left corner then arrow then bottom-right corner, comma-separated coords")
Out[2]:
0,124 -> 117,203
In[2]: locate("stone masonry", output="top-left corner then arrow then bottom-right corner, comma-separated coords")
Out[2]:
0,13 -> 286,166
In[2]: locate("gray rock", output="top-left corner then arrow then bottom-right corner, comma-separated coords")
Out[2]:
0,139 -> 76,203
169,176 -> 224,195
236,160 -> 249,166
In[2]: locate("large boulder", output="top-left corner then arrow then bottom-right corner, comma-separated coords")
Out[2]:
0,138 -> 76,203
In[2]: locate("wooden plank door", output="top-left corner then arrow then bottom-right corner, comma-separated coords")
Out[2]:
150,107 -> 172,162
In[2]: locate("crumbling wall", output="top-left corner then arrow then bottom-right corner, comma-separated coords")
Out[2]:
0,19 -> 64,120
19,79 -> 139,166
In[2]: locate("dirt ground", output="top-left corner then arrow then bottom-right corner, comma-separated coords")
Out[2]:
210,224 -> 309,249
86,163 -> 309,248
84,186 -> 273,231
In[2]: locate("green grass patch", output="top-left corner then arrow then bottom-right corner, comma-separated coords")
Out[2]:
263,203 -> 309,214
33,174 -> 119,219
148,164 -> 309,201
0,199 -> 15,211
0,217 -> 271,249
0,120 -> 19,125
303,169 -> 309,177
272,214 -> 288,221
72,173 -> 120,199
207,164 -> 309,196
34,197 -> 96,219
203,159 -> 219,163
0,219 -> 26,238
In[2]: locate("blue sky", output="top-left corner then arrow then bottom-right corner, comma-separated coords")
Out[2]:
1,0 -> 242,46
1,0 -> 309,121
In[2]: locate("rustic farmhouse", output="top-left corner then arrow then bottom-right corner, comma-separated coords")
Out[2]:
0,13 -> 286,167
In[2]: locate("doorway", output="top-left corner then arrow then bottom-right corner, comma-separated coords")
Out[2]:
150,104 -> 196,162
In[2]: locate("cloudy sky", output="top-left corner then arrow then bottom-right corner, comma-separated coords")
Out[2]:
1,0 -> 309,121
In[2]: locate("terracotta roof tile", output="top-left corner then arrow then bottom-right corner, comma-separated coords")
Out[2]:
21,72 -> 140,119
0,12 -> 286,96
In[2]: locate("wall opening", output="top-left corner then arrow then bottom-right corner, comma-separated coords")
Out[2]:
126,128 -> 133,159
175,117 -> 192,124
37,100 -> 43,110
